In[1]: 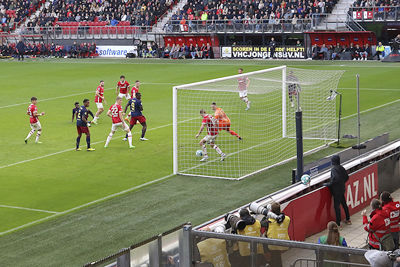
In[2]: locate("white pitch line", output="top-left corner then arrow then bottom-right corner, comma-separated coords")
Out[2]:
339,87 -> 400,91
0,117 -> 196,170
0,82 -> 178,109
0,205 -> 59,214
0,173 -> 174,236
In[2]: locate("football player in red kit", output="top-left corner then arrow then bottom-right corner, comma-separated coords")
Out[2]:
116,75 -> 130,100
92,80 -> 106,124
25,97 -> 45,144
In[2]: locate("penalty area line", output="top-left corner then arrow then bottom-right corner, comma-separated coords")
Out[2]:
0,204 -> 59,214
0,173 -> 174,236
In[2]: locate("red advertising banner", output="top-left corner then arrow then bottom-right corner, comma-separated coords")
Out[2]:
283,164 -> 378,241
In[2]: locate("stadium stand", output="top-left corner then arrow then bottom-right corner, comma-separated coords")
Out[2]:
26,0 -> 178,28
0,0 -> 45,32
167,0 -> 339,29
349,0 -> 400,21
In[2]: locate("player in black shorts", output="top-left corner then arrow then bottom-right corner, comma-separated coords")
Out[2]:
76,99 -> 95,151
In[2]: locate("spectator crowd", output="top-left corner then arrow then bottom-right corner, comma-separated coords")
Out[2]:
0,40 -> 97,58
311,42 -> 387,60
168,0 -> 338,30
25,0 -> 176,28
0,0 -> 44,32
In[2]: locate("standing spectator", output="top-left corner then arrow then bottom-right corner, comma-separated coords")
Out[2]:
381,191 -> 400,250
264,202 -> 290,267
361,199 -> 394,251
323,155 -> 351,227
376,42 -> 385,60
269,37 -> 277,58
16,38 -> 25,61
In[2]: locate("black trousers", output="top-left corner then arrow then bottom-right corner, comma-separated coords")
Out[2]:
333,193 -> 350,226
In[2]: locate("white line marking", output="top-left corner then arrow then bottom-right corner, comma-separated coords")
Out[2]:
339,87 -> 400,92
0,173 -> 174,236
0,83 -> 178,109
0,205 -> 59,214
1,97 -> 399,235
0,117 -> 196,170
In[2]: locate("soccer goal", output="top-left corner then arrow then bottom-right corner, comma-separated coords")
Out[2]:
173,66 -> 344,180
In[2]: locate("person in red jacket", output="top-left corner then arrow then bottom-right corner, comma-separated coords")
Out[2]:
361,199 -> 391,250
381,191 -> 400,249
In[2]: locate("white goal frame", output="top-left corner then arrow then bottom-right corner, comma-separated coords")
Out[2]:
172,65 -> 338,179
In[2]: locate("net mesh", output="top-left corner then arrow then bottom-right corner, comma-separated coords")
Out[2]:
174,66 -> 344,179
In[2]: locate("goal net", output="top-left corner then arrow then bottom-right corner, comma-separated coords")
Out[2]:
173,66 -> 344,180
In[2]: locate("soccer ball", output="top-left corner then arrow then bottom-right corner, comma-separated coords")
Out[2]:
196,150 -> 203,157
301,174 -> 311,185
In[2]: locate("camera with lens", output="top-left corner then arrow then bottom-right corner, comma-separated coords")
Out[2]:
249,202 -> 285,223
224,213 -> 246,234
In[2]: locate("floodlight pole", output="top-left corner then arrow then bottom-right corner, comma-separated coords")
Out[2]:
295,92 -> 304,182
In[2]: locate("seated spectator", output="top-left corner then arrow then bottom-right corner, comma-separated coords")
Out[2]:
362,43 -> 371,60
195,43 -> 202,58
163,45 -> 171,58
353,44 -> 363,60
204,43 -> 212,59
312,44 -> 320,59
189,44 -> 196,59
361,199 -> 394,251
381,191 -> 400,250
332,43 -> 342,60
318,221 -> 348,246
319,44 -> 328,60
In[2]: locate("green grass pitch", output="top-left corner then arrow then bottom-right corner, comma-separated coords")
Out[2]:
0,59 -> 399,266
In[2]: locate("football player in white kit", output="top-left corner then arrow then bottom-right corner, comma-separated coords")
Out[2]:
237,68 -> 251,110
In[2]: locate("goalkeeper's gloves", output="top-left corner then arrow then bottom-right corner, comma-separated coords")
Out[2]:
277,213 -> 285,224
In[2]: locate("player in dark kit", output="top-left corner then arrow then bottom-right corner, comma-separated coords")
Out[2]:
72,101 -> 94,123
72,102 -> 80,122
76,99 -> 95,151
124,92 -> 148,141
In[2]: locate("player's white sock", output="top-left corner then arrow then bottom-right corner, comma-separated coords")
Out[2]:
213,145 -> 223,155
105,134 -> 113,146
93,116 -> 98,122
127,132 -> 133,147
26,129 -> 35,140
35,130 -> 41,143
242,97 -> 249,104
202,145 -> 208,157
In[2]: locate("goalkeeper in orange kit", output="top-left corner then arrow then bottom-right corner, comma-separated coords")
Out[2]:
211,102 -> 242,140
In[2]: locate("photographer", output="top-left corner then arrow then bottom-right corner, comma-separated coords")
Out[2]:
262,202 -> 290,267
236,209 -> 266,267
195,226 -> 231,267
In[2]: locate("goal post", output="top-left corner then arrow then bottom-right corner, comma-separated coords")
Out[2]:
173,66 -> 344,180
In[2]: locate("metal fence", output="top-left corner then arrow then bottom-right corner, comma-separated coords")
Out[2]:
83,223 -> 188,267
349,6 -> 400,21
17,26 -> 153,40
182,225 -> 371,267
165,19 -> 313,33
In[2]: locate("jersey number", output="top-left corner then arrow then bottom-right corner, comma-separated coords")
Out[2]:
111,106 -> 119,117
130,100 -> 136,112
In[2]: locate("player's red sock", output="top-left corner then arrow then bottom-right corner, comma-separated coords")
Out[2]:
229,130 -> 240,138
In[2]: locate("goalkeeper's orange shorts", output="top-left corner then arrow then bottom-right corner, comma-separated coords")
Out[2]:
219,121 -> 231,131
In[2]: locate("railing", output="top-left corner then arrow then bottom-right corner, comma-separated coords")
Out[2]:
346,13 -> 366,31
165,18 -> 314,33
17,26 -> 153,40
349,6 -> 400,21
181,225 -> 371,267
83,223 -> 188,267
